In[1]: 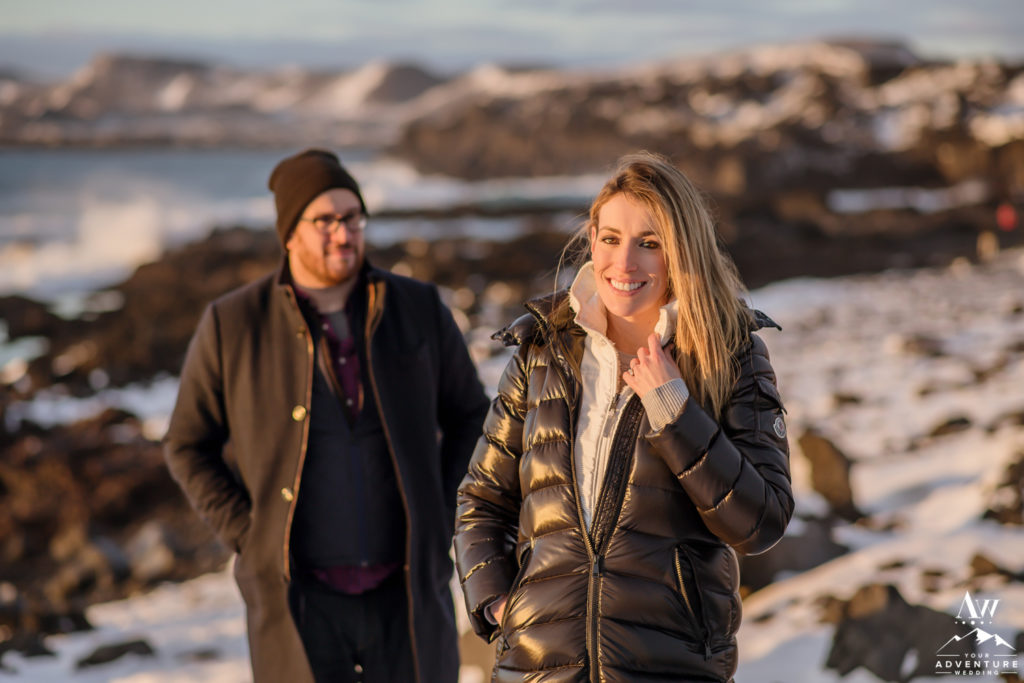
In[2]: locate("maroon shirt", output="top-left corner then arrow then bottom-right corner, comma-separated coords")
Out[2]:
294,283 -> 400,594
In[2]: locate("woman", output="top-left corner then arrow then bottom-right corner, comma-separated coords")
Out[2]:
454,152 -> 793,682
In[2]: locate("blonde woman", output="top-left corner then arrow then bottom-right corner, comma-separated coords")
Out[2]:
455,152 -> 793,682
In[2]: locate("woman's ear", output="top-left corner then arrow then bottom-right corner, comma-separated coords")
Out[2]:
588,223 -> 596,255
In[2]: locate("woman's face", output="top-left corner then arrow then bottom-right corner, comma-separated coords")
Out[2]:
590,193 -> 670,334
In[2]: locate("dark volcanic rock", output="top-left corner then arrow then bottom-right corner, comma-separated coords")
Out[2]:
0,631 -> 56,671
927,416 -> 974,438
176,647 -> 222,662
392,44 -> 1021,212
968,552 -> 1023,583
797,429 -> 865,522
76,638 -> 155,669
825,584 -> 969,682
0,408 -> 229,640
364,63 -> 445,104
0,295 -> 68,341
6,223 -> 572,400
388,44 -> 1024,284
988,407 -> 1024,432
11,226 -> 281,396
982,450 -> 1024,526
890,333 -> 946,357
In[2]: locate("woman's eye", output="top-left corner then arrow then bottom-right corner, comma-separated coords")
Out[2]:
601,236 -> 618,245
640,240 -> 660,249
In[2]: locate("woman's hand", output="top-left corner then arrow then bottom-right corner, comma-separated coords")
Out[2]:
488,595 -> 508,626
623,333 -> 682,398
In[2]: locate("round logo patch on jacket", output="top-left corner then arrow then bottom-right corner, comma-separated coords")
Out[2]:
772,416 -> 786,439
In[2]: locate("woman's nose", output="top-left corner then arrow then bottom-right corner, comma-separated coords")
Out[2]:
614,244 -> 638,271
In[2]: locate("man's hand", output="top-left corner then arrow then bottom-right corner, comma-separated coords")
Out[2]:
622,333 -> 682,398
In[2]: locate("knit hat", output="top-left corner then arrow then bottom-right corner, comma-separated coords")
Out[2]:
267,148 -> 367,244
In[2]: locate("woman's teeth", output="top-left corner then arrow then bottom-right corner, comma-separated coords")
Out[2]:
610,279 -> 645,292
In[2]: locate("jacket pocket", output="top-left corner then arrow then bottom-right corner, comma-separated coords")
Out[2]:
674,545 -> 712,661
499,545 -> 532,634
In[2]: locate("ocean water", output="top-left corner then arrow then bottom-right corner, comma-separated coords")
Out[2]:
0,147 -> 299,299
0,147 -> 602,301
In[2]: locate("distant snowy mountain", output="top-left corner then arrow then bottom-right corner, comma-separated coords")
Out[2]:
0,54 -> 451,147
2,40 -> 1021,184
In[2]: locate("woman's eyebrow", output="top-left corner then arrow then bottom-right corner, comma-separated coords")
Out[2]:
596,226 -> 656,237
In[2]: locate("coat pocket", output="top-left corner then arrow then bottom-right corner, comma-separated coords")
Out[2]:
674,546 -> 712,661
499,545 -> 532,634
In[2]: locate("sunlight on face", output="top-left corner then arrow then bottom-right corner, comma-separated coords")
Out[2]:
590,193 -> 669,338
285,188 -> 365,288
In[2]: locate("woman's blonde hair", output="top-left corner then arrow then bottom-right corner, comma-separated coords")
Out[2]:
556,151 -> 752,417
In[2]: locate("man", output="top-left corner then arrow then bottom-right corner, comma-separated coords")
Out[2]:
164,149 -> 489,683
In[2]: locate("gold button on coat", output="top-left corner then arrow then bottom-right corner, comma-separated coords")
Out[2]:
280,487 -> 295,502
291,405 -> 307,421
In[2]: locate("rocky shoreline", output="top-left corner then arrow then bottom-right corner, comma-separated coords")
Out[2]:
2,215 -> 1023,671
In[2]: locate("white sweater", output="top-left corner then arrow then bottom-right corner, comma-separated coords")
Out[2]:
568,264 -> 690,529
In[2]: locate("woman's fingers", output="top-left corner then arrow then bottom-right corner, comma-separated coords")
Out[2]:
622,368 -> 640,393
623,334 -> 681,397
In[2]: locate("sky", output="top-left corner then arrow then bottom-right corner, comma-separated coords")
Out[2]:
0,0 -> 1022,79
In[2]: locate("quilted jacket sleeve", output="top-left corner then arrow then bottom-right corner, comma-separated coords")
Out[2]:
454,343 -> 530,639
163,303 -> 252,553
646,333 -> 793,555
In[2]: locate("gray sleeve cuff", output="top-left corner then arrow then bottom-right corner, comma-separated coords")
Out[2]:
641,378 -> 690,432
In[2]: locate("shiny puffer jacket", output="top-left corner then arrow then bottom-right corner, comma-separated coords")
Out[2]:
455,292 -> 794,683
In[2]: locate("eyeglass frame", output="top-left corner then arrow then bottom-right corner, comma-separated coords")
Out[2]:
297,210 -> 368,236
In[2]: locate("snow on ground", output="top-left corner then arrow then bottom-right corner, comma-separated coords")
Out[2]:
2,567 -> 248,682
738,248 -> 1024,681
5,248 -> 1024,681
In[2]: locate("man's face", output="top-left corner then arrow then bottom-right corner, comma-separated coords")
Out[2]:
285,188 -> 365,288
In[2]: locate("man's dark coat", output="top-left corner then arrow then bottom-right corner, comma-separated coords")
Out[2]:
165,260 -> 489,683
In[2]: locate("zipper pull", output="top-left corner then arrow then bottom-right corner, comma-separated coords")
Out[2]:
601,392 -> 620,439
703,640 -> 712,661
591,556 -> 602,577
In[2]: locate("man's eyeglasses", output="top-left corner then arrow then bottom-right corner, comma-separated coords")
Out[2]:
299,211 -> 367,236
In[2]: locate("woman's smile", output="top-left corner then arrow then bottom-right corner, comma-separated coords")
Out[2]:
590,193 -> 669,342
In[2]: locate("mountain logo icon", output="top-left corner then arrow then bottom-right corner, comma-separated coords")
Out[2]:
936,628 -> 1017,656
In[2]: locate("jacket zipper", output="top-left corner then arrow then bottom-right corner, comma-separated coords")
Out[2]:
282,287 -> 315,582
674,546 -> 712,660
591,389 -> 624,525
542,330 -> 600,682
587,395 -> 644,681
364,279 -> 423,683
